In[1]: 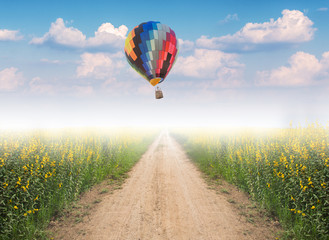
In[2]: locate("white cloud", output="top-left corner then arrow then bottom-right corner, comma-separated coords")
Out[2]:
197,9 -> 315,52
76,52 -> 125,79
87,23 -> 128,49
29,77 -> 55,94
0,67 -> 24,91
30,18 -> 85,47
173,48 -> 244,88
256,51 -> 329,87
0,29 -> 23,41
40,58 -> 60,64
219,13 -> 239,24
317,7 -> 328,12
178,39 -> 194,52
30,18 -> 128,50
28,76 -> 97,96
213,66 -> 244,88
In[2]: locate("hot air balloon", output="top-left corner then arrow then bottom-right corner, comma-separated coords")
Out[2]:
124,21 -> 179,99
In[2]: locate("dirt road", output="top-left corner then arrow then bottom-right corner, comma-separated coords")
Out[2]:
53,131 -> 278,240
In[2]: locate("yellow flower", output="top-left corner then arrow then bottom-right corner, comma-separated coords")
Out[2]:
16,177 -> 21,185
14,206 -> 18,210
308,177 -> 313,185
3,182 -> 8,188
311,206 -> 315,209
267,183 -> 270,188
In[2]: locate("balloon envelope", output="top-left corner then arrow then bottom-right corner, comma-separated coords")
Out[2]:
124,21 -> 179,86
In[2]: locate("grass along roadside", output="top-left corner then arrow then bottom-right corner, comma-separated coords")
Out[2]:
0,128 -> 157,240
171,124 -> 329,240
47,172 -> 129,239
203,174 -> 283,239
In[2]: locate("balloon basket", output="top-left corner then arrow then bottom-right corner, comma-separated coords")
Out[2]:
155,87 -> 163,99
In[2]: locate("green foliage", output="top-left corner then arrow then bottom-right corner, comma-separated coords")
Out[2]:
173,124 -> 329,240
0,129 -> 155,240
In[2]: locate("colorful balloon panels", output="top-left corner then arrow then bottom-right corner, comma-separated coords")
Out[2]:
124,21 -> 179,86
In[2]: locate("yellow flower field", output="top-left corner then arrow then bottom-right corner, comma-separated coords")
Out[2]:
173,123 -> 329,240
0,128 -> 156,240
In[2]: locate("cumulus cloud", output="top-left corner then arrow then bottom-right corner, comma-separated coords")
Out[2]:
30,18 -> 128,50
178,39 -> 194,52
0,29 -> 23,41
0,67 -> 24,91
196,9 -> 316,52
87,23 -> 128,49
173,48 -> 244,88
256,51 -> 329,87
30,18 -> 85,47
75,52 -> 156,96
76,52 -> 125,79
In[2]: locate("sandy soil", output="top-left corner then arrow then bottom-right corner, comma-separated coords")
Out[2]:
50,131 -> 280,240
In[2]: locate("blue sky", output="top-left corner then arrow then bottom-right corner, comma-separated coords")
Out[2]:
1,0 -> 329,128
